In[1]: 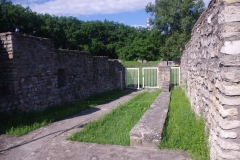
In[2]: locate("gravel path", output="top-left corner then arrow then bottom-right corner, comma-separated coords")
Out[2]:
0,90 -> 190,160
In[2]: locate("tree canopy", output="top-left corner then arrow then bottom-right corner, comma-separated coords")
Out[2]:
0,0 -> 161,60
0,0 -> 205,61
145,0 -> 205,60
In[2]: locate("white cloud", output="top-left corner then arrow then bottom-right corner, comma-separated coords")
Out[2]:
11,0 -> 155,16
11,0 -> 212,16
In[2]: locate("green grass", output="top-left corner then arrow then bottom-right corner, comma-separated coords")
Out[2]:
0,89 -> 131,136
122,61 -> 159,67
159,87 -> 209,160
68,89 -> 161,146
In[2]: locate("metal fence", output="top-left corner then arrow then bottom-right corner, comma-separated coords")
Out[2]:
142,67 -> 159,88
125,68 -> 139,89
170,67 -> 180,86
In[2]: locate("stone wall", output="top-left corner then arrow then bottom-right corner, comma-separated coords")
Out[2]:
158,61 -> 170,89
0,32 -> 125,112
181,0 -> 240,159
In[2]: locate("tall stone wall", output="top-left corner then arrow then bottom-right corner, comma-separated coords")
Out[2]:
181,0 -> 240,159
0,32 -> 125,112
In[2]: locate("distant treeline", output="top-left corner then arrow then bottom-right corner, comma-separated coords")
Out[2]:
0,0 -> 161,60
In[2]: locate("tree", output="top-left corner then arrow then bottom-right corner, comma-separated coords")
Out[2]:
0,1 -> 161,60
145,0 -> 205,60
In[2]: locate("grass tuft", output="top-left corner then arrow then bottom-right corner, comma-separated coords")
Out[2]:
68,89 -> 161,146
122,61 -> 159,67
159,87 -> 209,160
0,89 -> 131,136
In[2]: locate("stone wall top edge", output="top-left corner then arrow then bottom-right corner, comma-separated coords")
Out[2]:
93,56 -> 108,58
57,49 -> 91,55
0,32 -> 52,42
192,0 -> 216,34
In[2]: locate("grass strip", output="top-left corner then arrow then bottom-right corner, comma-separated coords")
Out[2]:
0,89 -> 131,136
68,89 -> 161,146
159,87 -> 209,160
122,61 -> 159,67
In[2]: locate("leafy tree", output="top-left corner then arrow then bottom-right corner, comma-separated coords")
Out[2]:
0,0 -> 161,60
146,0 -> 205,60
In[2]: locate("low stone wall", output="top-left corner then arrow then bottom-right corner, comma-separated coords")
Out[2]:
130,85 -> 170,148
181,0 -> 240,159
158,64 -> 170,89
0,32 -> 125,112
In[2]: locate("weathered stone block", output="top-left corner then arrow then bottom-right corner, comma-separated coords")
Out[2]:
217,137 -> 240,150
220,0 -> 240,3
219,116 -> 240,130
218,127 -> 238,138
221,95 -> 240,105
220,41 -> 240,55
213,142 -> 236,159
219,23 -> 240,39
218,6 -> 240,24
215,80 -> 240,96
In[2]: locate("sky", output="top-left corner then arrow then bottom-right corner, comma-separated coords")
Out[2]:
10,0 -> 211,28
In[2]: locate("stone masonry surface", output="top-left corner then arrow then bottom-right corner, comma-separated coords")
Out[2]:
0,32 -> 125,113
130,89 -> 170,148
181,0 -> 240,159
0,90 -> 190,160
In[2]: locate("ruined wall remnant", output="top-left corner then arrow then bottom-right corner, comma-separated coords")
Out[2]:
0,32 -> 125,112
181,0 -> 240,159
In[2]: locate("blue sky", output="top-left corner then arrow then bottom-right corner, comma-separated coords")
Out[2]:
10,0 -> 211,27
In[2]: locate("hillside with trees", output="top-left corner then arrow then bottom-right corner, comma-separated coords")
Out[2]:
0,0 -> 204,60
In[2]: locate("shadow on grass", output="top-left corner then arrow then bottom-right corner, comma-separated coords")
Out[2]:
0,89 -> 135,136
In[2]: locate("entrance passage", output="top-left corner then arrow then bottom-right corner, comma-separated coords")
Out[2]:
142,67 -> 159,88
170,67 -> 180,87
125,68 -> 139,89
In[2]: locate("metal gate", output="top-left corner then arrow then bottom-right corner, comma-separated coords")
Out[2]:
142,67 -> 159,88
125,68 -> 139,89
170,67 -> 180,86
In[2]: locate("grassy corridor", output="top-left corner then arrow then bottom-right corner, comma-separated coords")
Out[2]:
159,87 -> 209,160
0,89 -> 131,136
68,89 -> 161,146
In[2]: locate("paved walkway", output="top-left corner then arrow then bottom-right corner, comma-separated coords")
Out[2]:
0,90 -> 190,160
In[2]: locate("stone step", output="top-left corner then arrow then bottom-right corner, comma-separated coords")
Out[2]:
162,81 -> 170,92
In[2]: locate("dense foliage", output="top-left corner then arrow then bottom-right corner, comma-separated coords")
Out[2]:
0,0 -> 205,60
0,0 -> 160,60
146,0 -> 205,60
